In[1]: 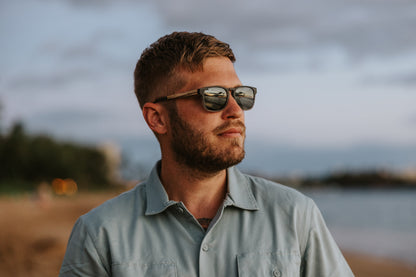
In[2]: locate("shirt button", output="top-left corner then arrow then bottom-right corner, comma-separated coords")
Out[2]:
272,268 -> 281,277
202,244 -> 209,252
177,207 -> 184,214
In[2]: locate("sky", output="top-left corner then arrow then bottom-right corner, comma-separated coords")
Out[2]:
1,0 -> 416,176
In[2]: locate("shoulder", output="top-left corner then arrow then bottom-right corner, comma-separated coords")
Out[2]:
78,183 -> 147,233
238,171 -> 316,214
61,183 -> 148,273
245,172 -> 311,203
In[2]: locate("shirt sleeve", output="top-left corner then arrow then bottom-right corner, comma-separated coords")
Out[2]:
59,217 -> 110,277
301,199 -> 354,277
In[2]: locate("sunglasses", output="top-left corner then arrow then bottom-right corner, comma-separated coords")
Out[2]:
153,86 -> 257,112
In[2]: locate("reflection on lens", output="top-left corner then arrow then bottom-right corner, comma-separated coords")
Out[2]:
235,87 -> 255,110
205,87 -> 227,96
236,97 -> 254,110
201,86 -> 256,111
204,87 -> 227,111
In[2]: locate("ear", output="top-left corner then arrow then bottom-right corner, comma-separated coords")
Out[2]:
142,103 -> 168,135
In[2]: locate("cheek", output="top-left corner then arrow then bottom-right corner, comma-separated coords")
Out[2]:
177,104 -> 220,131
193,119 -> 217,134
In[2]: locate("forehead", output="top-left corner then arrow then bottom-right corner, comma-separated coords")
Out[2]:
178,57 -> 242,92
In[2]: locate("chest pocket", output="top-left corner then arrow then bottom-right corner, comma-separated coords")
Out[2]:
237,251 -> 301,277
112,260 -> 177,277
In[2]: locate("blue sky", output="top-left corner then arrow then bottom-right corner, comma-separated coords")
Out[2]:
1,0 -> 416,175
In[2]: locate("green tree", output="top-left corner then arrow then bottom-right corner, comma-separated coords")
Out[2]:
0,122 -> 115,192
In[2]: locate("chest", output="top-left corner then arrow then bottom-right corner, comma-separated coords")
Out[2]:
106,206 -> 303,276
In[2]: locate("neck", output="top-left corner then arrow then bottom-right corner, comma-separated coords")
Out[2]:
159,157 -> 228,219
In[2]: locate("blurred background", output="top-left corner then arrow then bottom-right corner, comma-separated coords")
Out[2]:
1,0 -> 415,276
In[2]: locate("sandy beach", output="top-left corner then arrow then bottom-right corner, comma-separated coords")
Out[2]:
0,191 -> 415,277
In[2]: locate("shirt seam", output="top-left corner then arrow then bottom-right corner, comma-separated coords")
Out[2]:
300,198 -> 313,273
81,217 -> 111,276
237,250 -> 301,257
112,260 -> 176,266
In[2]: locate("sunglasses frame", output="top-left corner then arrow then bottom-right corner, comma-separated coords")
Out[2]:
153,86 -> 257,112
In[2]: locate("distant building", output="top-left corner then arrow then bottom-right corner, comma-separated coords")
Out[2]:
98,142 -> 122,183
399,167 -> 416,182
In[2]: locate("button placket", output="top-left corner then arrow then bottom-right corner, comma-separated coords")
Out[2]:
199,235 -> 214,277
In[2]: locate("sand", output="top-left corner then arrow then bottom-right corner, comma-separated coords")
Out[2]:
0,190 -> 415,277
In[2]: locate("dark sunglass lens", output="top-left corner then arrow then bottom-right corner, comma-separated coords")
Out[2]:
203,87 -> 228,111
234,87 -> 255,110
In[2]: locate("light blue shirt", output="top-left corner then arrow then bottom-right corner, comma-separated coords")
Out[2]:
60,162 -> 353,276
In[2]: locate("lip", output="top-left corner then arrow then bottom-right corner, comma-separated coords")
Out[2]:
218,128 -> 243,137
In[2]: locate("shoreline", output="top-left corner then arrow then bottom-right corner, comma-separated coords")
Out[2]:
343,251 -> 416,277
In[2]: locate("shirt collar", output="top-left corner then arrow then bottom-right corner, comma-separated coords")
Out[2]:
145,162 -> 178,215
145,162 -> 258,215
226,166 -> 258,211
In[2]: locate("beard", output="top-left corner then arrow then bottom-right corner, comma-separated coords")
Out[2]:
168,106 -> 246,174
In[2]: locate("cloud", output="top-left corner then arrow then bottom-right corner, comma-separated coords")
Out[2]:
409,113 -> 416,127
6,68 -> 100,91
30,109 -> 105,126
153,0 -> 416,62
388,72 -> 416,86
366,72 -> 416,87
1,0 -> 416,155
24,105 -> 147,142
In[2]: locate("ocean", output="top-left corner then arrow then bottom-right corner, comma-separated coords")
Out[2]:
301,188 -> 416,265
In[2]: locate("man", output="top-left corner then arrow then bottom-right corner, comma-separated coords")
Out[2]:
60,32 -> 354,276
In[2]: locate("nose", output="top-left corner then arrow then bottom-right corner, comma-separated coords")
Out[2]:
221,92 -> 244,119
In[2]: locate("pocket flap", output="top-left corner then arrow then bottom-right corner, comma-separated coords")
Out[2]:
237,251 -> 300,277
112,259 -> 177,276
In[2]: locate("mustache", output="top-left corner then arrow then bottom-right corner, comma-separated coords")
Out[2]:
213,121 -> 246,134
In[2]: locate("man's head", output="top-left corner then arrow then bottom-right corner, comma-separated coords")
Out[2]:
134,32 -> 236,109
134,32 -> 252,173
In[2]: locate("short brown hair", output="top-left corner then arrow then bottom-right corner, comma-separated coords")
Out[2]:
133,32 -> 236,109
